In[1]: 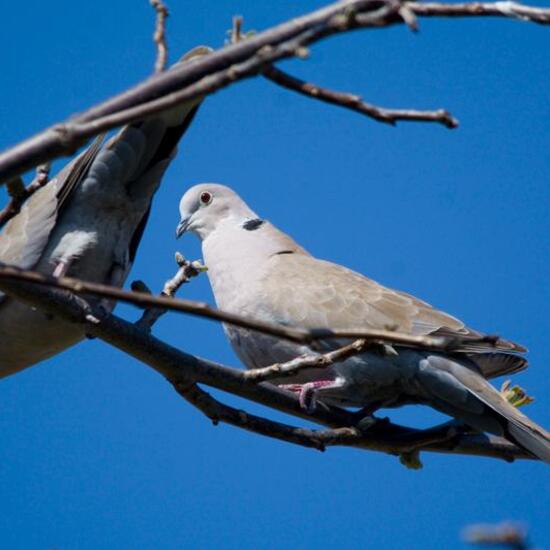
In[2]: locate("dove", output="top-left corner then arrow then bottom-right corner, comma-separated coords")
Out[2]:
0,46 -> 211,378
176,183 -> 550,464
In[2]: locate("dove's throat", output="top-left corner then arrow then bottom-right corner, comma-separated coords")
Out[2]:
201,218 -> 307,313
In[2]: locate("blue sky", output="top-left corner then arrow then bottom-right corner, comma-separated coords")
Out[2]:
1,1 -> 549,548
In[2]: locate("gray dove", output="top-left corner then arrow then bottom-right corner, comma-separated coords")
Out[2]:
0,46 -> 211,378
176,183 -> 550,464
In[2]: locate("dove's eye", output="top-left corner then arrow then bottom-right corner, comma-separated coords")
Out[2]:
200,192 -> 213,205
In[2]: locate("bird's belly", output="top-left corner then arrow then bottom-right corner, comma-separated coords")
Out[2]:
325,351 -> 418,407
0,300 -> 83,377
226,325 -> 424,404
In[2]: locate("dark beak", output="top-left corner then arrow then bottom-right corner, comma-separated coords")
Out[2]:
176,217 -> 190,239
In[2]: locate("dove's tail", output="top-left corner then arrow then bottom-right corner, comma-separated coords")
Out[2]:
419,355 -> 550,465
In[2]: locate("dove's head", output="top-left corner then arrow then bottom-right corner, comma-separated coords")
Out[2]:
176,183 -> 257,240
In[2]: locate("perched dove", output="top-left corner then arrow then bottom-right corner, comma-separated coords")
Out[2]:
176,183 -> 550,464
0,46 -> 211,378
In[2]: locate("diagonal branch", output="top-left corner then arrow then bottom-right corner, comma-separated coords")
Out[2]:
173,381 -> 361,451
243,339 -> 371,382
410,1 -> 550,23
1,0 -> 549,182
263,65 -> 459,128
0,272 -> 533,462
0,263 -> 506,352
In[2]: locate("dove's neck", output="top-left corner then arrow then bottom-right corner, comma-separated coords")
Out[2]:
201,216 -> 306,312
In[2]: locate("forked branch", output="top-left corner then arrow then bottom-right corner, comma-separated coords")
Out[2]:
1,0 -> 549,182
262,65 -> 459,128
0,269 -> 533,464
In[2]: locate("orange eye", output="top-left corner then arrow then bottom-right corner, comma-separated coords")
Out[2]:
200,191 -> 213,205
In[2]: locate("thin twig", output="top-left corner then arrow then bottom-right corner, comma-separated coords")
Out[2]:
0,163 -> 50,229
0,262 -> 506,351
150,0 -> 169,73
231,15 -> 243,44
134,252 -> 206,331
244,339 -> 372,382
263,65 -> 458,128
1,0 -> 549,181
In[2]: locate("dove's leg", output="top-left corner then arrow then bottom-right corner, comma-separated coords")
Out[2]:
52,259 -> 71,278
280,378 -> 346,412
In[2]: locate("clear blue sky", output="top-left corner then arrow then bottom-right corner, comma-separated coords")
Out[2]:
1,1 -> 549,548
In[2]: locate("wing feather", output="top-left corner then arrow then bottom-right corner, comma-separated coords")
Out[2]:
263,253 -> 526,357
0,136 -> 104,302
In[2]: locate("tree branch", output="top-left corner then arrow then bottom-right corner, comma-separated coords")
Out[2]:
0,272 -> 533,463
133,252 -> 206,331
0,163 -> 50,229
0,263 -> 505,352
150,0 -> 169,73
173,381 -> 362,451
1,0 -> 548,182
243,339 -> 372,382
263,65 -> 459,128
411,1 -> 550,23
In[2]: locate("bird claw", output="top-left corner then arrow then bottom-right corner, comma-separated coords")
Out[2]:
279,379 -> 345,413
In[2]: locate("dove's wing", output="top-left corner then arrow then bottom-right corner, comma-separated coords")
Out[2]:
261,252 -> 526,359
0,136 -> 104,302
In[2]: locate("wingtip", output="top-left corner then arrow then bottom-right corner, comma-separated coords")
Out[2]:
501,338 -> 528,354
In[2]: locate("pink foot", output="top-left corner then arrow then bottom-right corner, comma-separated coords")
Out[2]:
280,379 -> 344,412
52,260 -> 70,278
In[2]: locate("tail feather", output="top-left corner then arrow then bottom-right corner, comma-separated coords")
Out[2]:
508,422 -> 550,465
424,355 -> 550,465
470,352 -> 528,380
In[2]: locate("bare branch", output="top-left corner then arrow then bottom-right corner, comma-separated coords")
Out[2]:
1,0 -> 549,181
150,0 -> 169,73
263,65 -> 458,128
410,1 -> 550,24
134,252 -> 206,331
244,339 -> 372,382
0,269 -> 534,463
173,381 -> 361,451
0,263 -> 506,352
0,163 -> 50,229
